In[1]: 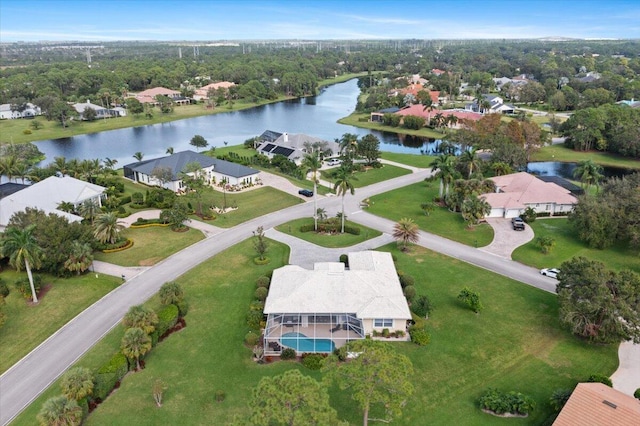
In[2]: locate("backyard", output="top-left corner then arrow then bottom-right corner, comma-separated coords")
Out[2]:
320,163 -> 412,188
11,241 -> 618,425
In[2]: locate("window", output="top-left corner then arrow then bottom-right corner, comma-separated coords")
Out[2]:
374,318 -> 393,328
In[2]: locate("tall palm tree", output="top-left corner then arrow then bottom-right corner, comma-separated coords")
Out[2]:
430,154 -> 456,198
12,161 -> 32,184
302,152 -> 322,230
37,396 -> 83,426
459,148 -> 482,179
121,327 -> 152,371
51,156 -> 68,177
333,166 -> 357,233
93,212 -> 124,245
573,159 -> 604,192
338,133 -> 359,159
393,218 -> 420,251
0,225 -> 43,303
133,152 -> 144,162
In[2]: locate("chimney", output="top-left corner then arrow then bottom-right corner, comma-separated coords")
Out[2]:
283,132 -> 288,143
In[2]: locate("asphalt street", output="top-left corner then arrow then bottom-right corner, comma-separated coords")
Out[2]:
0,168 -> 557,425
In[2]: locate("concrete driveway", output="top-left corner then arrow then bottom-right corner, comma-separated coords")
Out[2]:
480,218 -> 534,259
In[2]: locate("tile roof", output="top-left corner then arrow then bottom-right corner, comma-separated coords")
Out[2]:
553,383 -> 640,426
395,105 -> 482,122
136,87 -> 181,97
482,172 -> 578,210
264,251 -> 411,320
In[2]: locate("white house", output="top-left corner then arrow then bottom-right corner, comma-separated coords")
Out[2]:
72,100 -> 119,120
256,132 -> 340,164
263,251 -> 412,355
465,94 -> 515,114
482,172 -> 578,218
123,150 -> 259,192
0,176 -> 106,230
0,103 -> 41,120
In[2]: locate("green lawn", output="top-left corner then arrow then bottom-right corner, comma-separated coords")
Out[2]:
275,218 -> 382,248
381,152 -> 437,168
194,186 -> 303,228
367,180 -> 494,247
0,270 -> 121,373
532,143 -> 640,170
93,226 -> 204,267
321,164 -> 411,188
512,218 -> 640,273
338,112 -> 446,139
12,241 -> 618,426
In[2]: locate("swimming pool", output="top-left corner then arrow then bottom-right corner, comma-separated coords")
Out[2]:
281,332 -> 336,353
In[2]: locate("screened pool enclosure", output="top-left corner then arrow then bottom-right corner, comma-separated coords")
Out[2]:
264,313 -> 364,355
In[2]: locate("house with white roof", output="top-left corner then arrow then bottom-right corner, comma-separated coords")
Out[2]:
0,176 -> 106,230
263,251 -> 411,355
256,132 -> 339,164
0,103 -> 41,120
481,172 -> 578,218
123,150 -> 259,192
72,100 -> 119,120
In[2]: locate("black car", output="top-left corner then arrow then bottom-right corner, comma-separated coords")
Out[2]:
298,189 -> 313,197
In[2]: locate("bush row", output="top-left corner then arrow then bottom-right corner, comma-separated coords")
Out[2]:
299,223 -> 361,235
100,238 -> 134,253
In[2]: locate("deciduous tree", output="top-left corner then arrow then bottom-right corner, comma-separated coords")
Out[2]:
189,134 -> 209,151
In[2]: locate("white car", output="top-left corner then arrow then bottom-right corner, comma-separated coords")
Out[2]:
326,158 -> 341,166
540,268 -> 560,279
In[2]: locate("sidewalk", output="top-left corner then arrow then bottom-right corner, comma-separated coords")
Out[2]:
91,260 -> 150,280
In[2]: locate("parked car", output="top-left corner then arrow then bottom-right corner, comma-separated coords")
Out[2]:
326,158 -> 341,166
298,189 -> 313,197
540,268 -> 560,279
511,217 -> 525,231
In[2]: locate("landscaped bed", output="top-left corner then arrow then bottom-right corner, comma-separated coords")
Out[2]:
367,180 -> 494,247
275,218 -> 382,248
12,241 -> 617,425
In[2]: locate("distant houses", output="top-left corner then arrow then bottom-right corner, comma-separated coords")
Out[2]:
0,103 -> 41,120
134,87 -> 189,105
193,81 -> 236,101
123,150 -> 259,192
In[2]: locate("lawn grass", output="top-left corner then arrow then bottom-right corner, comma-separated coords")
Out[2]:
338,112 -> 446,139
193,186 -> 303,228
0,270 -> 121,374
367,180 -> 494,247
275,218 -> 382,248
531,143 -> 640,170
12,241 -> 618,426
93,226 -> 204,267
512,218 -> 640,273
321,164 -> 411,188
380,151 -> 437,168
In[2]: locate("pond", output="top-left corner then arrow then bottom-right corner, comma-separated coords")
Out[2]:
526,161 -> 634,180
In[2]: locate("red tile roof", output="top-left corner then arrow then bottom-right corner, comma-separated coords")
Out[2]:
553,383 -> 640,426
483,172 -> 577,210
395,105 -> 482,122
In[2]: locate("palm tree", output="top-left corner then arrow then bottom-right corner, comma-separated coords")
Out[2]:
393,218 -> 420,251
93,212 -> 124,245
13,161 -> 32,184
302,152 -> 322,230
52,156 -> 69,177
57,201 -> 76,214
459,148 -> 482,179
333,166 -> 357,233
63,241 -> 94,275
430,154 -> 456,198
461,195 -> 491,227
133,152 -> 144,162
0,155 -> 18,182
0,225 -> 42,303
573,159 -> 604,192
103,157 -> 118,175
165,147 -> 174,155
316,208 -> 327,221
79,199 -> 100,224
491,161 -> 512,176
122,305 -> 158,335
37,396 -> 82,426
121,327 -> 152,370
60,367 -> 94,401
338,133 -> 358,158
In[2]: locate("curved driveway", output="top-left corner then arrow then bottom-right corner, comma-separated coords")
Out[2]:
0,167 -> 568,425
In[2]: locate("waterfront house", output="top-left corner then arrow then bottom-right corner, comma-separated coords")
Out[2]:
256,132 -> 339,164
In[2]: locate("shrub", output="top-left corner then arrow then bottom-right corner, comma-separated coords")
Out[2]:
409,325 -> 431,346
245,331 -> 260,346
587,374 -> 612,387
15,274 -> 42,299
457,287 -> 483,313
94,353 -> 129,401
131,192 -> 144,204
255,287 -> 268,302
403,285 -> 416,302
339,254 -> 349,267
247,301 -> 264,331
255,276 -> 270,289
411,295 -> 432,318
156,304 -> 179,338
280,348 -> 296,360
478,388 -> 536,415
634,388 -> 640,400
22,129 -> 32,135
549,388 -> 572,412
159,282 -> 184,306
118,195 -> 132,206
398,273 -> 415,288
175,300 -> 189,317
521,207 -> 537,223
301,353 -> 326,370
0,279 -> 9,298
381,328 -> 390,338
215,390 -> 226,402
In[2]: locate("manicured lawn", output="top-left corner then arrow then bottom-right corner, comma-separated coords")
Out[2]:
275,218 -> 382,248
194,186 -> 303,228
367,180 -> 494,247
12,242 -> 618,426
531,143 -> 640,170
93,226 -> 204,267
381,151 -> 437,168
321,164 -> 411,188
512,218 -> 640,273
338,112 -> 446,139
0,270 -> 121,374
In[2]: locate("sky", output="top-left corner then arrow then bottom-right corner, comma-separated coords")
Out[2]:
1,0 -> 639,42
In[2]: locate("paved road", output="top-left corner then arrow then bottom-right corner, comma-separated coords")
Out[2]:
0,168 -> 560,425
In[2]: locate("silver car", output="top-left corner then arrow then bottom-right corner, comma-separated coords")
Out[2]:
540,268 -> 560,279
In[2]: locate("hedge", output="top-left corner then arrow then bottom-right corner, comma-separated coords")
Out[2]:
156,304 -> 179,338
299,223 -> 361,235
101,239 -> 134,253
93,353 -> 129,401
129,222 -> 170,229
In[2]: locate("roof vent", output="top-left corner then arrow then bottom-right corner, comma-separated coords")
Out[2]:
602,400 -> 617,409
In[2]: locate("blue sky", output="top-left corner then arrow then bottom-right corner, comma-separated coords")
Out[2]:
1,0 -> 639,42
